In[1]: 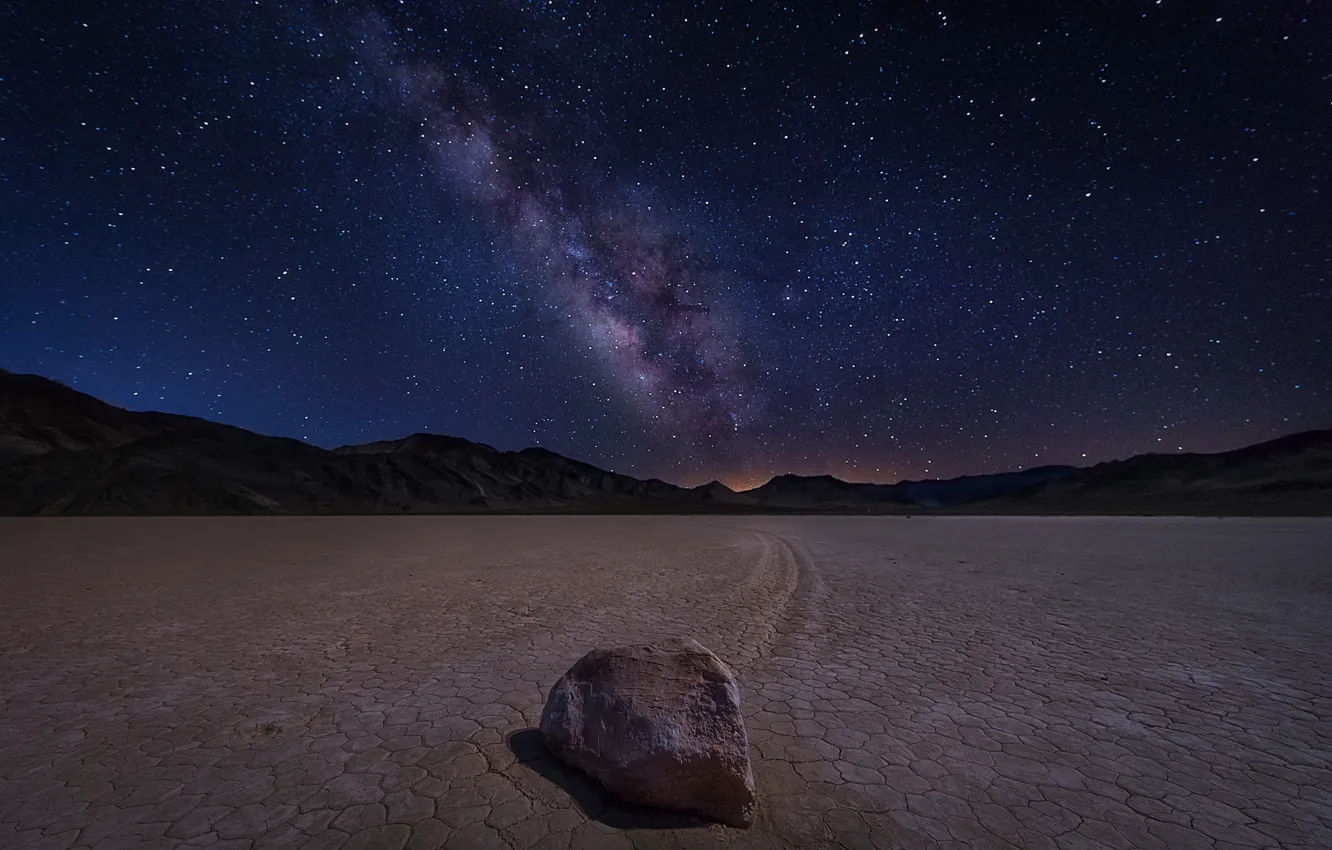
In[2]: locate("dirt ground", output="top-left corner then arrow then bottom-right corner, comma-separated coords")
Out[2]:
1,516 -> 1330,849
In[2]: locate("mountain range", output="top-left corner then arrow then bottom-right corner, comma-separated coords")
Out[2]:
1,368 -> 1328,516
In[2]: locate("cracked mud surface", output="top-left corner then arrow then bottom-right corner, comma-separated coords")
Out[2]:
2,515 -> 1330,849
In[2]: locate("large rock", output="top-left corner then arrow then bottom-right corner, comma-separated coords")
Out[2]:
539,638 -> 756,828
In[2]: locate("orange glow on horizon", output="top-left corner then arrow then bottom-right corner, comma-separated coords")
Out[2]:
721,476 -> 770,493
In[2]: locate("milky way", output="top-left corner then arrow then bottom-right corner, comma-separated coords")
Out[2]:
3,1 -> 1328,486
369,20 -> 758,459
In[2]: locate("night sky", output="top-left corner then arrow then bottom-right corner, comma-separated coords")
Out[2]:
2,1 -> 1328,489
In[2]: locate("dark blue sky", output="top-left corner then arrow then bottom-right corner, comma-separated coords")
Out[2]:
2,1 -> 1328,487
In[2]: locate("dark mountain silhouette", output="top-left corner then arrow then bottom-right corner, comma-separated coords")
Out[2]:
894,466 -> 1080,507
975,429 -> 1332,516
1,368 -> 1327,515
742,474 -> 912,509
0,368 -> 256,454
689,480 -> 747,503
740,467 -> 1080,510
0,369 -> 702,514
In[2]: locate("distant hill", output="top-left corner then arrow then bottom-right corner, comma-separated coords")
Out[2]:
1,368 -> 1327,515
739,466 -> 1080,510
0,369 -> 703,515
971,429 -> 1332,516
689,480 -> 750,503
742,474 -> 912,509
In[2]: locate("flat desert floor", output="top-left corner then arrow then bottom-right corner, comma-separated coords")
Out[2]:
2,517 -> 1330,850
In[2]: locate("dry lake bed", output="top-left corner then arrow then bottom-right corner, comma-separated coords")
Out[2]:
2,516 -> 1331,850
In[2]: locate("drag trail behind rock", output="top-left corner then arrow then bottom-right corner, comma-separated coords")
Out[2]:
696,530 -> 802,670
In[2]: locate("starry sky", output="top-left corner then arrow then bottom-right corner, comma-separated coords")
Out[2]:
2,1 -> 1329,488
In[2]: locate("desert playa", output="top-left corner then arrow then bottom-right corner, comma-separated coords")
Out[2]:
2,516 -> 1330,849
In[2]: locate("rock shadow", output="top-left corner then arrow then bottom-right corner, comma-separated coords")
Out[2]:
507,728 -> 712,830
